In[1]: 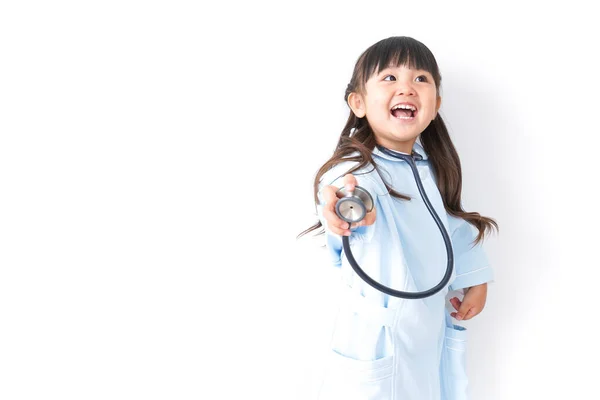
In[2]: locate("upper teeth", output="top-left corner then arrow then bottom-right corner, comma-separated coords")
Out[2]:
392,104 -> 416,111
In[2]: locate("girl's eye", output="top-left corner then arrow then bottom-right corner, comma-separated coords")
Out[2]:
383,74 -> 429,82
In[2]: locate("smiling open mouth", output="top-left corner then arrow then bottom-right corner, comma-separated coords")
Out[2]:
391,104 -> 417,119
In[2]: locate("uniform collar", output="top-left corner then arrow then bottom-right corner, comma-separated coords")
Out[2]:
372,141 -> 429,162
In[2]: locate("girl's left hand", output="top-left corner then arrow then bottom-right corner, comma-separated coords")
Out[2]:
449,283 -> 488,321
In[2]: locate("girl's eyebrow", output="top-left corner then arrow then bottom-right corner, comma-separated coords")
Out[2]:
379,66 -> 430,75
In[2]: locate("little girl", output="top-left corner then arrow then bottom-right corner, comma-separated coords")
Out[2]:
298,36 -> 498,400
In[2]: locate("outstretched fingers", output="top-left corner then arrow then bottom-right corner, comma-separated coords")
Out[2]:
320,174 -> 376,235
342,173 -> 358,191
321,184 -> 351,236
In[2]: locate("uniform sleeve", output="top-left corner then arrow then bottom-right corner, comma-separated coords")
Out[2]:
448,215 -> 495,290
316,193 -> 344,267
316,167 -> 378,268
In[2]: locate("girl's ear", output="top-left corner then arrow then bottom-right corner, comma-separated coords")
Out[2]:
435,96 -> 442,118
348,92 -> 366,118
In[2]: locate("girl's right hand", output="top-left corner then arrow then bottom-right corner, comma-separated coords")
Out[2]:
321,173 -> 377,236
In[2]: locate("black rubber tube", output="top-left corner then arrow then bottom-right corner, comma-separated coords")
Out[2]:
341,146 -> 454,299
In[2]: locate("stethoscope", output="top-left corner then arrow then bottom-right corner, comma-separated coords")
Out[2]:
334,144 -> 453,299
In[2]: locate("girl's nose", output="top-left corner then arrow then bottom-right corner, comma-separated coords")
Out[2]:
395,82 -> 416,96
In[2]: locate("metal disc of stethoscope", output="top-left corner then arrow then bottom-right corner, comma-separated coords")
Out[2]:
335,186 -> 374,223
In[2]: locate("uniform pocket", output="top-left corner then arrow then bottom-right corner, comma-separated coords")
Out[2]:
440,324 -> 468,400
318,350 -> 394,400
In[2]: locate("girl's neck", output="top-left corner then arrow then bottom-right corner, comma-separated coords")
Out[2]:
376,139 -> 416,155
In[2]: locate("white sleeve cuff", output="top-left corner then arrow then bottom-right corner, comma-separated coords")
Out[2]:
449,265 -> 495,291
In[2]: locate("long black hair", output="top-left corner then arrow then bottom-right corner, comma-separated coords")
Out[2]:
298,36 -> 498,244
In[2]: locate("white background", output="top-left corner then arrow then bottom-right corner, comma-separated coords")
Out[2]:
1,1 -> 599,399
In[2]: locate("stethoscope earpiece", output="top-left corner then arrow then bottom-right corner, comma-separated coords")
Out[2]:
335,186 -> 374,223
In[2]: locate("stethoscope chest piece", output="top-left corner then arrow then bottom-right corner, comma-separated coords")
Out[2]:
335,185 -> 374,223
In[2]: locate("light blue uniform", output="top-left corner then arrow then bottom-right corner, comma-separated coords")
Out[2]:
315,141 -> 494,400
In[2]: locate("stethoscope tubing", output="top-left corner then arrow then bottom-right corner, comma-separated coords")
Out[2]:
339,145 -> 454,299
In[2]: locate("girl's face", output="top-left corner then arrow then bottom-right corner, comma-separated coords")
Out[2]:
349,64 -> 441,153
